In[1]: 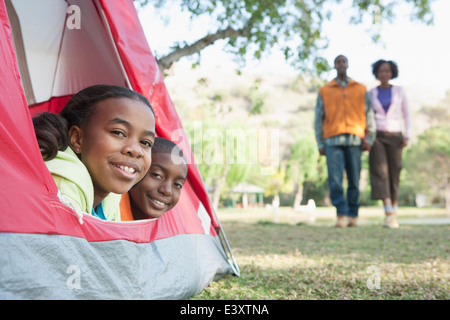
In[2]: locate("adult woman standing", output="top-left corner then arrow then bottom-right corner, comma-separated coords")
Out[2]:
369,59 -> 411,228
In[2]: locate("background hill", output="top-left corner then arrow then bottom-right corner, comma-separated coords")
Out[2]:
164,62 -> 444,159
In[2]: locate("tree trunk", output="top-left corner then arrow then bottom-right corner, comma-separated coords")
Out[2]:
445,179 -> 450,210
272,193 -> 280,221
293,182 -> 303,209
212,178 -> 224,212
211,166 -> 230,212
272,194 -> 280,210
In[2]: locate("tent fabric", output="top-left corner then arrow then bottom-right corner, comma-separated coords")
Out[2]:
0,0 -> 59,227
0,0 -> 238,299
0,233 -> 230,299
8,0 -> 128,104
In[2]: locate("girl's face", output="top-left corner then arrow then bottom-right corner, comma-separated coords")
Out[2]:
376,62 -> 393,85
70,97 -> 155,206
129,152 -> 188,219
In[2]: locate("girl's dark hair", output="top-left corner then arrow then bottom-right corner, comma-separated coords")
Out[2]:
33,112 -> 69,161
33,84 -> 155,161
371,59 -> 399,79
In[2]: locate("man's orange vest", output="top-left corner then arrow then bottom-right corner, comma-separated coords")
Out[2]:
319,79 -> 367,139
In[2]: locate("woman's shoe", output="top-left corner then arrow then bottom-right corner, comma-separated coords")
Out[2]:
383,212 -> 399,229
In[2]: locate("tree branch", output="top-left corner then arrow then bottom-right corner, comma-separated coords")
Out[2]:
157,25 -> 250,72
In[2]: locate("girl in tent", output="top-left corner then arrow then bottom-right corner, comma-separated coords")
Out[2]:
120,137 -> 188,221
33,84 -> 156,221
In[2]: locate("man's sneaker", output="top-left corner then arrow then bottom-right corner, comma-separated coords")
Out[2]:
347,217 -> 358,227
335,215 -> 348,228
383,212 -> 399,229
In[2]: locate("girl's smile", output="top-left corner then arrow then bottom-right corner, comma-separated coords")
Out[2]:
113,161 -> 139,178
70,97 -> 155,207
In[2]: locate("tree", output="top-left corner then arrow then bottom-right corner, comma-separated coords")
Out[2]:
286,131 -> 319,208
404,125 -> 450,209
136,0 -> 434,74
259,162 -> 293,208
184,116 -> 267,211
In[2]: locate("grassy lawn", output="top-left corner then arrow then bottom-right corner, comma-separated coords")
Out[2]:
193,207 -> 449,300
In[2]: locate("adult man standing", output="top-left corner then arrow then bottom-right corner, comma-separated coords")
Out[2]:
314,55 -> 376,227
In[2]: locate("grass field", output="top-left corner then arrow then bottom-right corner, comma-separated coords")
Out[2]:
193,207 -> 450,300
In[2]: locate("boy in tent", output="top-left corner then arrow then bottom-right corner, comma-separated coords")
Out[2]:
120,137 -> 188,220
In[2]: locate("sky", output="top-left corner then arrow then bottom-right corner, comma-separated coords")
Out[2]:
137,0 -> 450,100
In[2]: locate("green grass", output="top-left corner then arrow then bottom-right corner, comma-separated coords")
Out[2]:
193,207 -> 450,300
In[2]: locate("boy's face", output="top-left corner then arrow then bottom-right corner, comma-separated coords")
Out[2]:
129,152 -> 188,219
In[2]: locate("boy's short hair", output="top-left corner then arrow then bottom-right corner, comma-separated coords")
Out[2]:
334,54 -> 348,65
152,137 -> 187,165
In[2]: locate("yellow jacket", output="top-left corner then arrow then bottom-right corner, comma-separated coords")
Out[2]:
45,147 -> 121,221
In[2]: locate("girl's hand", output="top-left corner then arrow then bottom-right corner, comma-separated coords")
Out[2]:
401,138 -> 409,148
361,139 -> 371,152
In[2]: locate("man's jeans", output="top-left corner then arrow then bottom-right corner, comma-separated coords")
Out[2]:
325,145 -> 361,217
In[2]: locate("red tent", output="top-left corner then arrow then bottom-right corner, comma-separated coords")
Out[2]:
0,0 -> 238,299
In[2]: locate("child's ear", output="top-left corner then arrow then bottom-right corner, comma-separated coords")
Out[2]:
69,126 -> 83,155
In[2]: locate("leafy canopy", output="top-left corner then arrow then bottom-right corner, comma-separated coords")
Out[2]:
136,0 -> 434,74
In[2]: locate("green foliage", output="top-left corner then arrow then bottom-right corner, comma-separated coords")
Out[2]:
136,0 -> 434,75
285,131 -> 330,205
405,125 -> 450,185
263,165 -> 294,197
404,125 -> 450,206
247,78 -> 265,115
183,116 -> 267,196
286,131 -> 319,184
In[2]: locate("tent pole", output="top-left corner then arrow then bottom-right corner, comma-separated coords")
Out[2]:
216,226 -> 241,277
5,0 -> 36,105
96,3 -> 132,89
